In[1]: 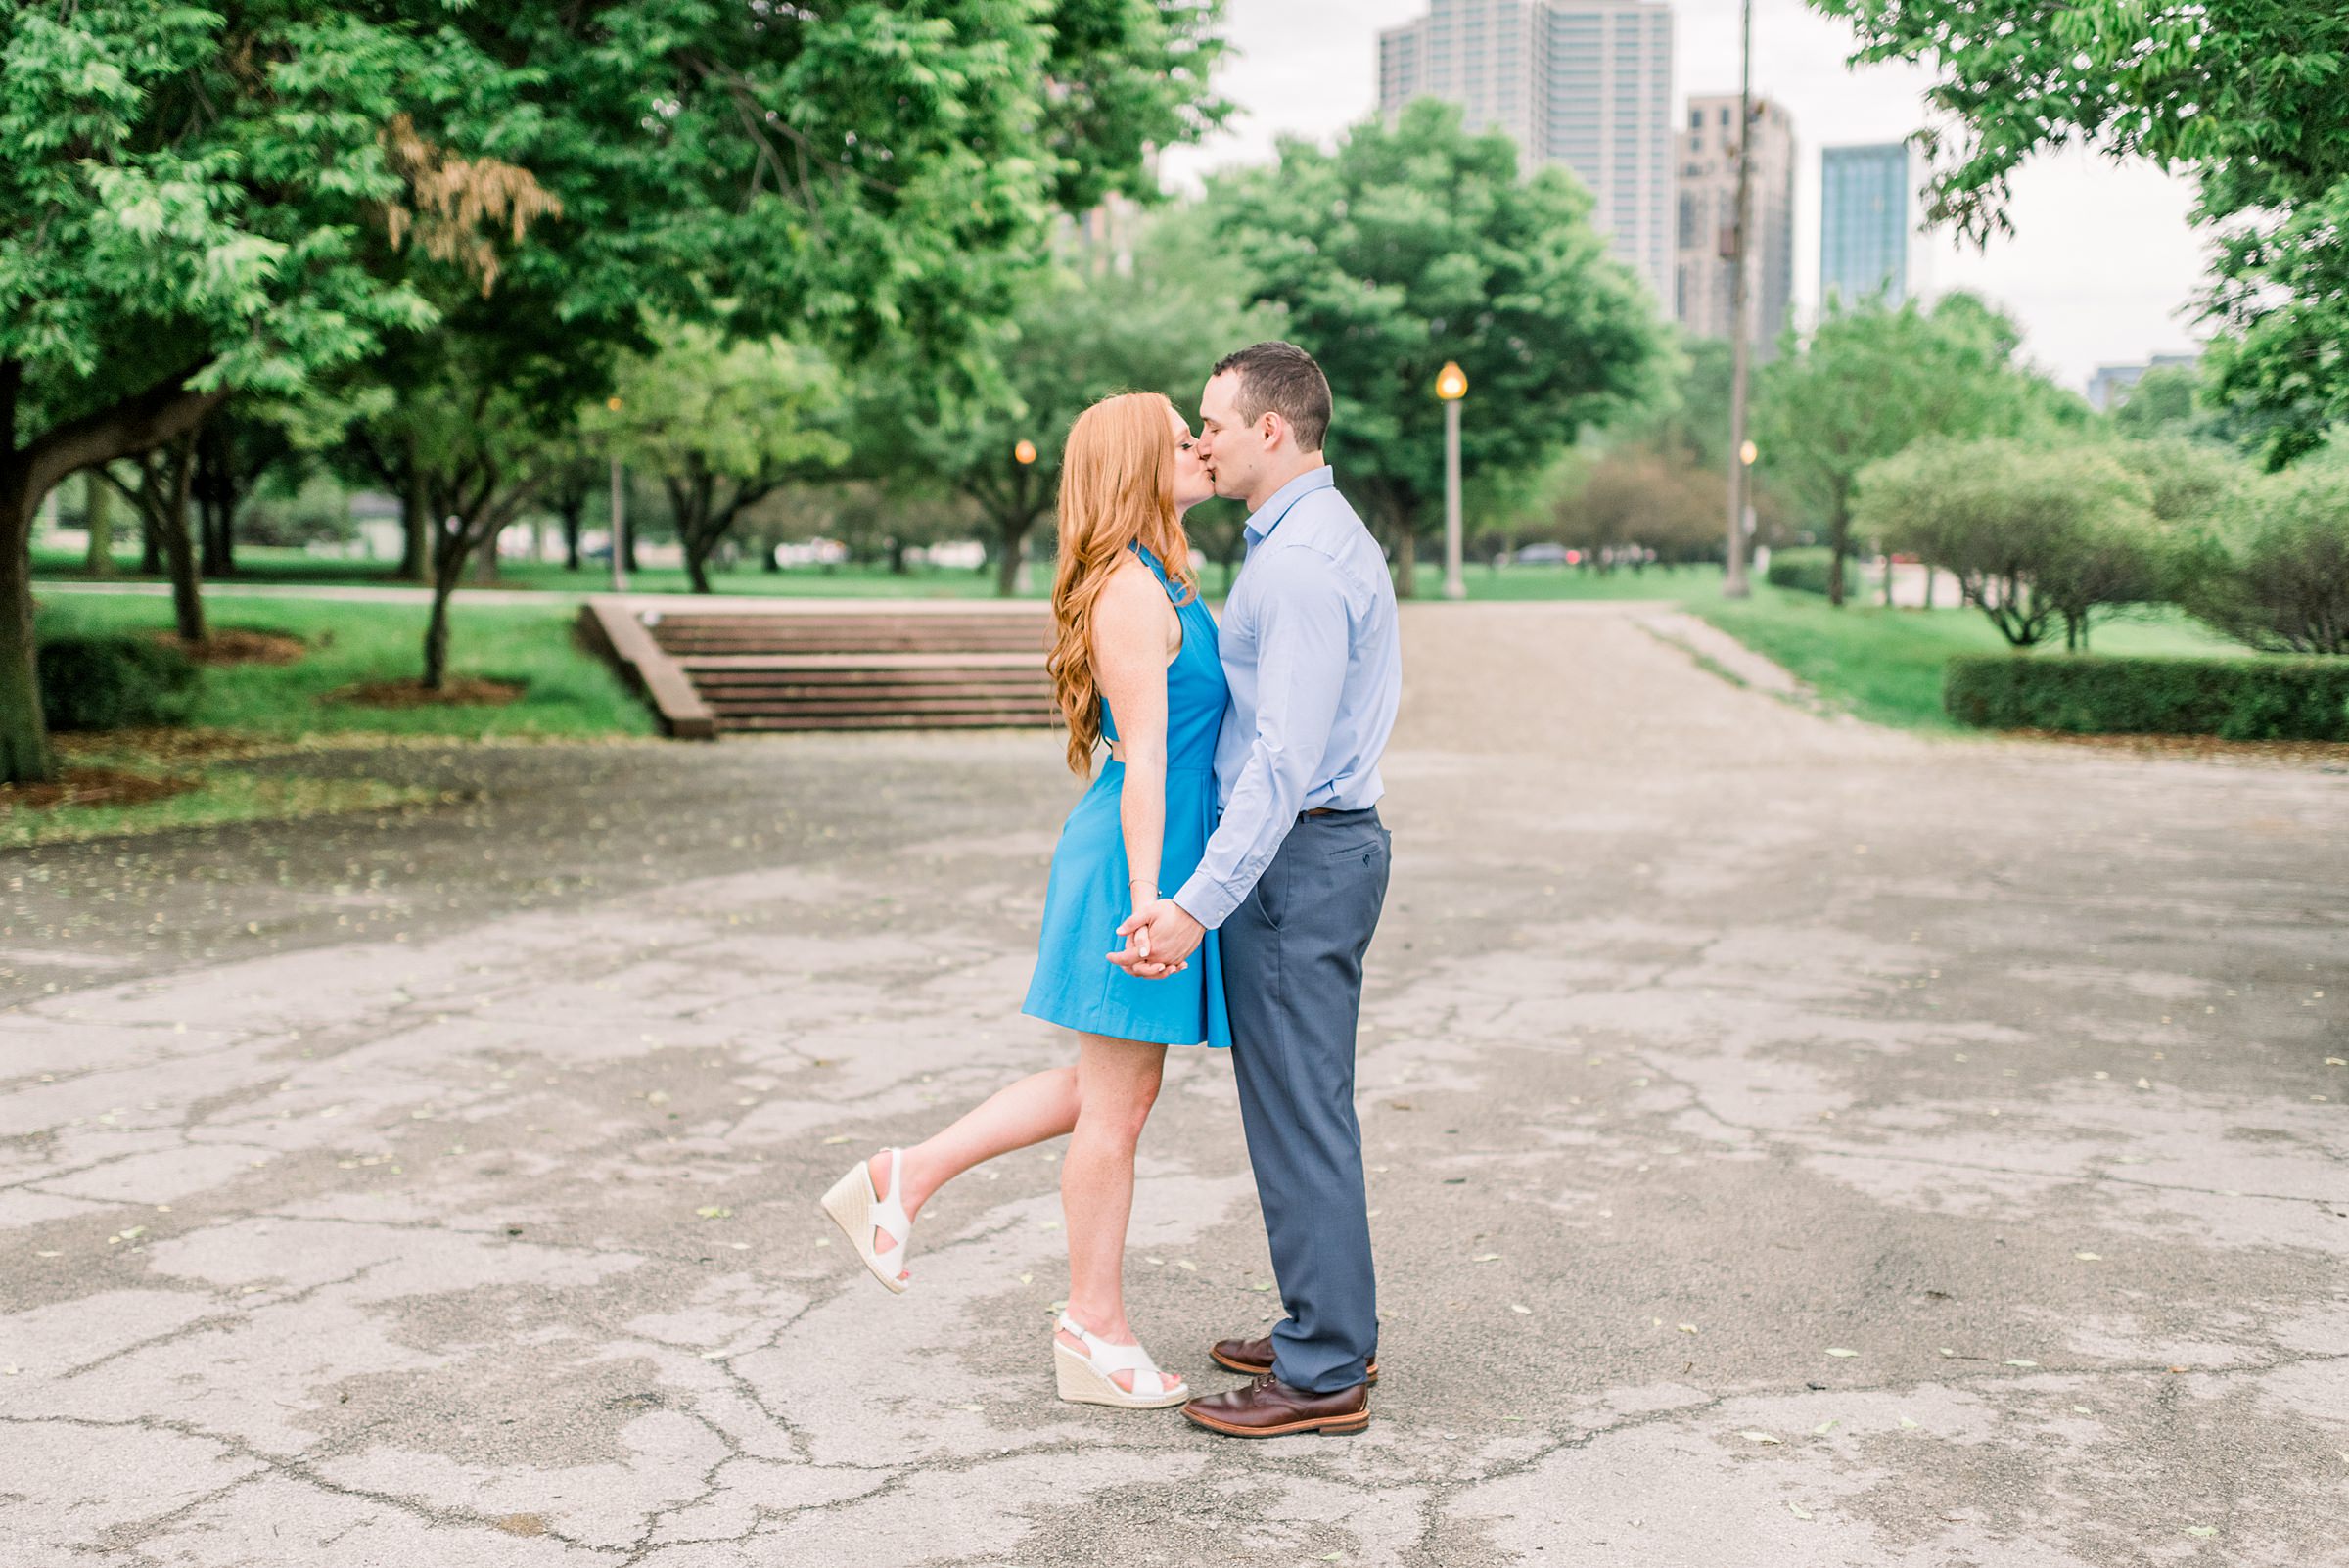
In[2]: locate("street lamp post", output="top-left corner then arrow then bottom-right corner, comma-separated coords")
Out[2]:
1436,361 -> 1468,602
1722,0 -> 1756,600
1009,439 -> 1037,595
606,395 -> 628,594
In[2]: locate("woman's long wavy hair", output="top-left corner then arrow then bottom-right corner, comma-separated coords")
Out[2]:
1047,392 -> 1200,776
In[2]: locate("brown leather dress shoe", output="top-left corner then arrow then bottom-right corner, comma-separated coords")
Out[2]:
1209,1333 -> 1379,1385
1182,1374 -> 1370,1438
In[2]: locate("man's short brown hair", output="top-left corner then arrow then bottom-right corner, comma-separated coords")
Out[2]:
1212,341 -> 1332,452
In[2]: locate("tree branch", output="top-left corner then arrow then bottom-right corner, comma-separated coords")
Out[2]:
23,365 -> 229,500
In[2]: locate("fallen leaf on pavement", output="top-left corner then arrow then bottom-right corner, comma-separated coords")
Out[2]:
1738,1430 -> 1780,1444
1824,1347 -> 1857,1358
1787,1502 -> 1813,1520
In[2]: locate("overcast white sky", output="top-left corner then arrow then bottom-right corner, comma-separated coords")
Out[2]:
1158,0 -> 2211,392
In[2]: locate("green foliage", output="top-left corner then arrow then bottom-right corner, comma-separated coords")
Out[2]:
0,0 -> 1221,777
853,221 -> 1281,593
1944,654 -> 2349,740
1765,547 -> 1838,596
2175,458 -> 2349,656
2113,437 -> 2248,526
1753,293 -> 2080,604
1809,0 -> 2349,465
35,632 -> 197,731
1859,438 -> 2172,649
1199,99 -> 1666,580
1555,444 -> 1733,567
584,325 -> 847,590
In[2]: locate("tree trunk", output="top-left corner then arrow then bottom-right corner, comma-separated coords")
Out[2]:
559,496 -> 584,572
140,487 -> 163,576
149,438 -> 206,645
197,420 -> 236,577
83,469 -> 115,576
994,516 -> 1027,597
1883,552 -> 1896,608
1393,524 -> 1420,600
424,538 -> 465,691
0,460 -> 54,784
398,475 -> 431,582
1826,507 -> 1850,608
683,534 -> 714,594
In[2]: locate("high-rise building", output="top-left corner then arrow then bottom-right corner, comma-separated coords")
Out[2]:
1672,94 -> 1795,353
2086,353 -> 2199,412
1819,143 -> 1914,307
1378,0 -> 1676,307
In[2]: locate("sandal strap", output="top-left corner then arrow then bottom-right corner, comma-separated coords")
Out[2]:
1056,1312 -> 1169,1396
870,1149 -> 910,1247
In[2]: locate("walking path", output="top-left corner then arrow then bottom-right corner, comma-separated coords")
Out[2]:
3,603 -> 2343,1567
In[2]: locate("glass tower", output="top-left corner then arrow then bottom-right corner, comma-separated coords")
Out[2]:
1380,0 -> 1677,308
1819,143 -> 1911,307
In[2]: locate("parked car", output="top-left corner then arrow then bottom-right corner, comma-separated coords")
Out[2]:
1507,542 -> 1571,566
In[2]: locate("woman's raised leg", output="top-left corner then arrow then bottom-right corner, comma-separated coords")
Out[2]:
863,1063 -> 1082,1273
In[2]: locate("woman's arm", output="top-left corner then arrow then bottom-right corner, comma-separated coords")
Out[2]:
1090,563 -> 1176,928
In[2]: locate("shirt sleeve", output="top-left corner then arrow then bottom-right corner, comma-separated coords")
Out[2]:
1172,548 -> 1351,930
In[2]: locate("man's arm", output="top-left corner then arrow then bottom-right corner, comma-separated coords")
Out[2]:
1113,549 -> 1350,973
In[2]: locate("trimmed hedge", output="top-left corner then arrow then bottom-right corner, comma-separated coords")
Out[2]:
37,634 -> 199,731
1765,547 -> 1836,595
1944,654 -> 2349,740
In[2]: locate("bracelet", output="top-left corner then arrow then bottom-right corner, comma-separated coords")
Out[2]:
1128,878 -> 1160,897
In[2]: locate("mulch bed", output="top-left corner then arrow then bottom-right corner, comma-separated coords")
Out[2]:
2008,729 -> 2349,770
151,627 -> 310,666
0,767 -> 200,813
329,676 -> 526,710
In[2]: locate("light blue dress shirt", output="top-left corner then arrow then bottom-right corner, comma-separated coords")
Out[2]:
1172,467 -> 1402,931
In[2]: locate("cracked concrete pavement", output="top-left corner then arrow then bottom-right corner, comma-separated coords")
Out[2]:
3,600 -> 2345,1567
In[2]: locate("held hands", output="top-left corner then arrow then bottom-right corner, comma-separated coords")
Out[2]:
1109,898 -> 1206,982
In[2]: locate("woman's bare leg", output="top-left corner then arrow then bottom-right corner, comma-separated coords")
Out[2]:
867,1064 -> 1080,1270
1054,1033 -> 1178,1394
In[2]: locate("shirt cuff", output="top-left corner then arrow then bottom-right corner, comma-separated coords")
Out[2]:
1171,869 -> 1241,932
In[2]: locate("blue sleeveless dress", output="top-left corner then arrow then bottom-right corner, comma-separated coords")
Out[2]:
1021,546 -> 1232,1049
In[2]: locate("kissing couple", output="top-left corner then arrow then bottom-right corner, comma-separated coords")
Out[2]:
821,342 -> 1402,1438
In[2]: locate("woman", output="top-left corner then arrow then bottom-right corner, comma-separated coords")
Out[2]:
821,392 -> 1230,1410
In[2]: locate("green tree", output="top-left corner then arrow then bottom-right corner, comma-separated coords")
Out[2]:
857,227 -> 1278,597
2175,458 -> 2349,656
1809,0 -> 2349,465
587,327 -> 847,594
1753,293 -> 2081,606
1,1 -> 1221,781
1200,99 -> 1666,594
1860,438 -> 2167,649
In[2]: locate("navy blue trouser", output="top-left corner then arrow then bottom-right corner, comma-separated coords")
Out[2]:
1221,806 -> 1391,1394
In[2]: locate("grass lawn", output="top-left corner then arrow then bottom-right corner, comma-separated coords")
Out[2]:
8,593 -> 655,846
32,591 -> 655,741
1688,587 -> 2250,732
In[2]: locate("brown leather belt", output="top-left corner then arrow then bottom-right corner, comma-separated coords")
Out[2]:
1301,807 -> 1336,818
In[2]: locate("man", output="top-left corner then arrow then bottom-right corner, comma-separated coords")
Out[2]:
1113,341 -> 1402,1438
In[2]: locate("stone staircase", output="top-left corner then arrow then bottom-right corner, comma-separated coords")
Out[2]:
582,599 -> 1058,737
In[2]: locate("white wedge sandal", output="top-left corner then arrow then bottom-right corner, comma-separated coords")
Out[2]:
1053,1312 -> 1189,1410
819,1148 -> 912,1295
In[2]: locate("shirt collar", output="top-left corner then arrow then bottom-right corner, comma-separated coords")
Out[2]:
1244,466 -> 1336,543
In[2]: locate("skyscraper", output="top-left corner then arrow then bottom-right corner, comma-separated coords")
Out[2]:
1672,94 -> 1795,353
1819,143 -> 1913,307
1379,0 -> 1676,307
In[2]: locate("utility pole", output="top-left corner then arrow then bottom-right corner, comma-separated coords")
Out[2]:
1722,0 -> 1756,600
606,395 -> 628,594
